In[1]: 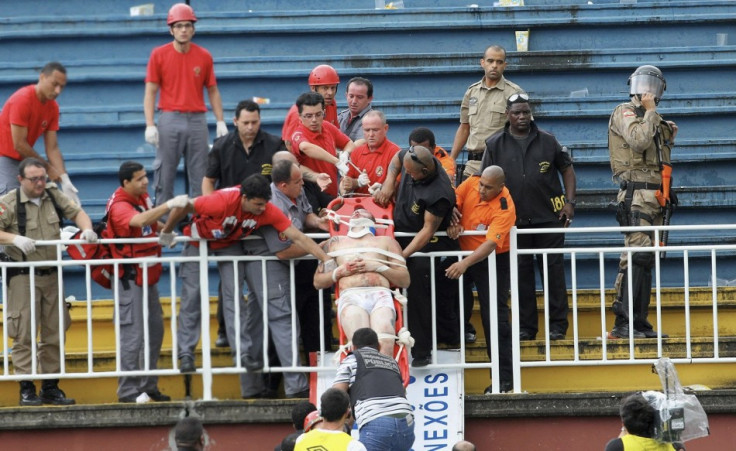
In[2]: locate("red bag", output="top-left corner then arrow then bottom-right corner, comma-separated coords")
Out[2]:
67,225 -> 115,289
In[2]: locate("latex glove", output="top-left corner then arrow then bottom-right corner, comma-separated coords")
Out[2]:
12,235 -> 36,255
336,161 -> 349,177
145,125 -> 159,146
59,173 -> 81,206
339,150 -> 350,166
216,120 -> 228,138
368,182 -> 382,196
166,194 -> 190,209
357,171 -> 371,187
80,229 -> 98,243
158,231 -> 177,248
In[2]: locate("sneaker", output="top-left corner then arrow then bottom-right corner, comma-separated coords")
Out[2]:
19,381 -> 42,407
609,325 -> 646,339
411,355 -> 432,368
147,390 -> 171,402
465,331 -> 477,344
637,328 -> 669,338
286,389 -> 310,399
549,331 -> 566,340
519,331 -> 536,341
39,386 -> 76,405
179,356 -> 196,373
215,334 -> 229,348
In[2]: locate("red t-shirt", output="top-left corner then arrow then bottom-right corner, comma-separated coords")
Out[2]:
104,187 -> 160,259
145,42 -> 216,113
291,121 -> 350,197
281,102 -> 338,143
185,186 -> 292,249
0,85 -> 60,160
346,138 -> 400,194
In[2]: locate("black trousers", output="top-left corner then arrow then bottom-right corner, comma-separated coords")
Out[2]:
463,253 -> 512,384
517,221 -> 569,336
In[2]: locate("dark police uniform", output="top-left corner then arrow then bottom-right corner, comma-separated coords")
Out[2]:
206,128 -> 285,187
481,120 -> 573,338
393,148 -> 459,359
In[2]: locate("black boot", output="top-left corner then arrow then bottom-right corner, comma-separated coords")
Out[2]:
19,380 -> 42,406
39,379 -> 76,405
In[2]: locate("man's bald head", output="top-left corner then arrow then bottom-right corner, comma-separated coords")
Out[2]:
452,440 -> 476,451
403,145 -> 435,180
273,150 -> 298,165
478,165 -> 505,202
481,165 -> 505,184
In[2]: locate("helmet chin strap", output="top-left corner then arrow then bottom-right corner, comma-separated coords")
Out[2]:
347,217 -> 376,238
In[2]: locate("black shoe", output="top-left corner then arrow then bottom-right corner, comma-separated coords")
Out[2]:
549,331 -> 566,340
637,328 -> 669,338
118,393 -> 139,403
609,325 -> 645,339
465,331 -> 477,344
39,386 -> 76,405
519,331 -> 536,341
411,355 -> 432,368
147,390 -> 171,402
287,389 -> 310,399
180,356 -> 196,373
484,382 -> 513,395
215,334 -> 229,348
19,381 -> 42,407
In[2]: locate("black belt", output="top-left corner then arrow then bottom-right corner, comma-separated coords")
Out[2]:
620,181 -> 660,191
467,151 -> 484,161
12,267 -> 57,276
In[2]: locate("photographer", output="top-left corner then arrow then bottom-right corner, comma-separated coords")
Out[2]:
605,393 -> 685,451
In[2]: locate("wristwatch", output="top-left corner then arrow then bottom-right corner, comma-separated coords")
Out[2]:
566,199 -> 577,207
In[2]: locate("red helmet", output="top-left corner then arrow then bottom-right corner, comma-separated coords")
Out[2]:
308,65 -> 340,86
303,411 -> 323,432
167,3 -> 197,26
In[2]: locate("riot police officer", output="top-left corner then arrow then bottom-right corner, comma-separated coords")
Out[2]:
608,65 -> 678,339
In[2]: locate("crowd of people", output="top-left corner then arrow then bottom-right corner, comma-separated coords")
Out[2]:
0,2 -> 680,448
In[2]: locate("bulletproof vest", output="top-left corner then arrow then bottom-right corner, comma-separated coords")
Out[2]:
349,348 -> 404,408
609,102 -> 673,183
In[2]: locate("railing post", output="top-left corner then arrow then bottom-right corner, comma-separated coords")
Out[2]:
509,226 -> 521,392
199,240 -> 212,400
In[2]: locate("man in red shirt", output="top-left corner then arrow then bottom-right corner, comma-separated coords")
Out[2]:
291,92 -> 354,197
159,174 -> 333,396
0,62 -> 80,204
144,3 -> 227,207
339,110 -> 399,196
445,165 -> 516,393
282,64 -> 341,152
105,161 -> 189,402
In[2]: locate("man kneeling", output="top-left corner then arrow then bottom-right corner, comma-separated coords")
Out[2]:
314,208 -> 410,355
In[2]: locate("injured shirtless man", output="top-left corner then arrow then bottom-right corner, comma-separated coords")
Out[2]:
314,208 -> 410,356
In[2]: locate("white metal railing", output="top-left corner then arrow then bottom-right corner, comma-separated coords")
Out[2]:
1,224 -> 735,398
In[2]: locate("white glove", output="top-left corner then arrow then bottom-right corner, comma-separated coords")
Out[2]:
357,171 -> 371,187
339,150 -> 350,166
59,173 -> 81,206
145,125 -> 159,146
12,235 -> 36,255
166,194 -> 190,209
158,231 -> 177,248
80,229 -> 98,243
368,182 -> 382,196
216,120 -> 228,138
336,161 -> 349,177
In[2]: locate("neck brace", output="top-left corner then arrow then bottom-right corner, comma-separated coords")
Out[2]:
347,217 -> 376,238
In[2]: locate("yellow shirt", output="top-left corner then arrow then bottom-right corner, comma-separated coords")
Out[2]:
294,429 -> 366,451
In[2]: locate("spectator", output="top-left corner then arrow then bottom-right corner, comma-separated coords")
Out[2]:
408,127 -> 456,191
450,45 -> 524,181
0,62 -> 80,204
445,166 -> 515,393
159,174 -> 332,398
275,401 -> 317,451
338,77 -> 374,144
283,65 -> 341,151
174,416 -> 205,451
0,157 -> 97,405
333,328 -> 415,450
339,110 -> 399,196
604,393 -> 685,451
295,388 -> 367,451
480,93 -> 576,341
453,440 -> 477,451
376,146 -> 459,367
105,161 -> 186,402
315,209 -> 410,356
608,65 -> 676,339
144,3 -> 227,206
291,92 -> 355,197
240,160 -> 330,399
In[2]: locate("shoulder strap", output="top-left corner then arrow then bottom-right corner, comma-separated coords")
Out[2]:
45,188 -> 66,224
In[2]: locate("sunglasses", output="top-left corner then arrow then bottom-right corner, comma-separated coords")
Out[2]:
507,92 -> 530,105
408,146 -> 428,168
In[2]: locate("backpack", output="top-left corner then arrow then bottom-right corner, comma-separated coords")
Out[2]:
66,212 -> 115,289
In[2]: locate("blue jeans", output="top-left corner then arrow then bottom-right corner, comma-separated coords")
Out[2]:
359,414 -> 415,451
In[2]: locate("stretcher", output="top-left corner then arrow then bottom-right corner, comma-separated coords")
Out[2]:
324,196 -> 412,387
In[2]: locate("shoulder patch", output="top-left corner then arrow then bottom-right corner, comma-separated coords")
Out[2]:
0,202 -> 7,217
622,110 -> 636,118
500,197 -> 508,210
